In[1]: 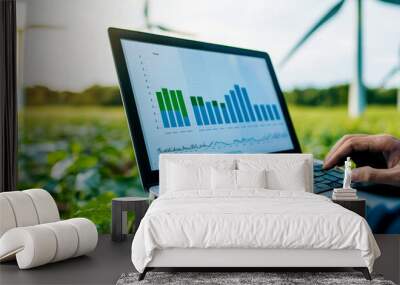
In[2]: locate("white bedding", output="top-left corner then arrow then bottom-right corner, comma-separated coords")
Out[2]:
131,190 -> 380,273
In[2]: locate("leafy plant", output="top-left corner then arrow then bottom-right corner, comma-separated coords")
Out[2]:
70,192 -> 116,233
18,106 -> 145,233
18,105 -> 400,233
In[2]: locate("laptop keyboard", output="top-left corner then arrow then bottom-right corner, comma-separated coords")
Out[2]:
313,161 -> 344,194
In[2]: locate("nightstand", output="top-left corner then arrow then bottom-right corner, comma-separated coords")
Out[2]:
111,197 -> 150,242
332,198 -> 366,218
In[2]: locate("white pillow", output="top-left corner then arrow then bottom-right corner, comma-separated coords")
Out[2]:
166,160 -> 236,192
167,162 -> 210,191
236,169 -> 267,189
211,169 -> 268,190
238,159 -> 308,191
211,168 -> 236,190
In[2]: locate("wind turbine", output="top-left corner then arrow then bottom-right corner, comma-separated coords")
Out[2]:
17,25 -> 65,109
141,0 -> 192,36
279,0 -> 400,118
380,46 -> 400,110
16,1 -> 65,111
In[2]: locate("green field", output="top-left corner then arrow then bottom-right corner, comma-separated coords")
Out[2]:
289,105 -> 400,158
18,105 -> 400,232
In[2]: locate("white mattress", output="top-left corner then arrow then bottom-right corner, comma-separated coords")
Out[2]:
131,190 -> 380,273
148,248 -> 365,267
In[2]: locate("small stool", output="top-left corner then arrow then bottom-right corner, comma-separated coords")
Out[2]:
111,197 -> 149,242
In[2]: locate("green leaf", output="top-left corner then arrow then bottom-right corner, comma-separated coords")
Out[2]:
280,0 -> 346,67
70,141 -> 82,154
47,150 -> 68,164
69,155 -> 98,172
50,157 -> 75,179
75,168 -> 101,193
71,192 -> 116,233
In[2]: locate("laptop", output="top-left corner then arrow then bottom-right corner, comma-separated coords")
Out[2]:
108,28 -> 345,196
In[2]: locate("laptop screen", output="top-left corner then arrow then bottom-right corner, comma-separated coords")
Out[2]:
121,39 -> 295,170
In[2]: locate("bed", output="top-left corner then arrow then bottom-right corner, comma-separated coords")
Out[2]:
131,154 -> 380,280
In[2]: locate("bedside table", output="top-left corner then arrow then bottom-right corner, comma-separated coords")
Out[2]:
332,199 -> 366,218
111,197 -> 150,242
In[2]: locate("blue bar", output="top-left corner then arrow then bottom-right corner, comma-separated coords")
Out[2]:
224,95 -> 237,123
183,116 -> 191,126
220,103 -> 230,124
266,104 -> 274,120
253,105 -> 263,122
192,105 -> 203,126
174,110 -> 184,127
272,104 -> 281,120
240,87 -> 256,122
260,105 -> 269,121
160,110 -> 170,128
168,110 -> 177,127
234,85 -> 249,122
205,102 -> 217,125
230,90 -> 243,122
212,102 -> 223,124
162,89 -> 177,128
170,91 -> 184,127
199,105 -> 210,125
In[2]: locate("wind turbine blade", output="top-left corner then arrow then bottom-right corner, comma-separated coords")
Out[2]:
279,0 -> 346,68
141,0 -> 193,35
144,0 -> 149,18
155,24 -> 193,36
143,0 -> 151,29
380,65 -> 400,87
377,0 -> 400,5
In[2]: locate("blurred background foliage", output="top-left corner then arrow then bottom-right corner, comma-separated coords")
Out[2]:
25,84 -> 398,106
18,105 -> 146,233
18,86 -> 400,233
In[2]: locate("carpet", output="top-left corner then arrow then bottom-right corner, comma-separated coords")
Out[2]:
116,271 -> 395,285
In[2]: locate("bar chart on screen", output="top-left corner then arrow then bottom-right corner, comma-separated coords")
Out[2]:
155,88 -> 191,128
154,84 -> 281,129
121,39 -> 294,169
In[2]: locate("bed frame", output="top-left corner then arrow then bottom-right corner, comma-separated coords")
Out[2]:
137,154 -> 373,281
138,248 -> 371,280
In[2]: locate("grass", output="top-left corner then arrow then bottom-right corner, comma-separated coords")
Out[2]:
289,105 -> 400,158
18,105 -> 400,232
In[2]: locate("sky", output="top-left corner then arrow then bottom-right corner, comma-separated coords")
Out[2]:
18,0 -> 400,92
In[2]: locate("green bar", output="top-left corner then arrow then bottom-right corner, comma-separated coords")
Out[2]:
170,90 -> 180,111
190,96 -> 198,106
197,96 -> 205,106
212,100 -> 218,107
176,90 -> 188,117
156,91 -> 166,111
162,88 -> 173,111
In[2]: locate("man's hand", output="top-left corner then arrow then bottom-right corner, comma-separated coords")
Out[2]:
323,134 -> 400,187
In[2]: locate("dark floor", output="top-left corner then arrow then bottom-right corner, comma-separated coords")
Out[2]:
1,234 -> 398,285
0,235 -> 134,285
